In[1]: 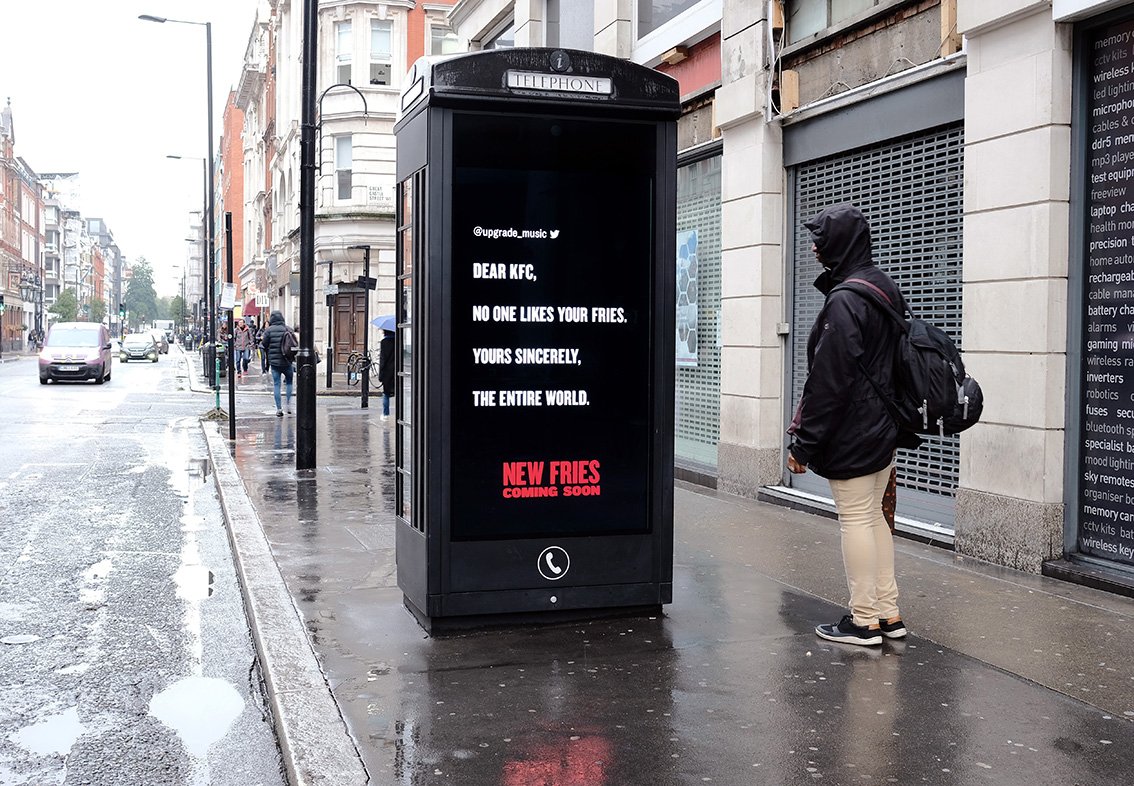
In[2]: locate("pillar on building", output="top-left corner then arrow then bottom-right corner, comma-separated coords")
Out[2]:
513,0 -> 545,47
954,3 -> 1072,571
593,0 -> 632,58
714,0 -> 786,497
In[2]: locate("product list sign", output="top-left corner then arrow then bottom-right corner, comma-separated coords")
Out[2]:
1080,17 -> 1134,566
449,113 -> 656,541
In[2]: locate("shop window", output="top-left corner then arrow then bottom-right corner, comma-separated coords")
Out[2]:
675,154 -> 721,470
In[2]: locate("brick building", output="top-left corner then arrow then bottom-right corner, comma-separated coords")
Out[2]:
0,99 -> 44,352
220,90 -> 246,306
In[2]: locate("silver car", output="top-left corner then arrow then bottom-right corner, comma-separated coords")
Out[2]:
121,334 -> 159,362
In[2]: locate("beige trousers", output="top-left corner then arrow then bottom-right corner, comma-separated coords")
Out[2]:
828,464 -> 900,628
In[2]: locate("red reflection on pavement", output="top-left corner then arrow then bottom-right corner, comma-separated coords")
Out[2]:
501,734 -> 611,786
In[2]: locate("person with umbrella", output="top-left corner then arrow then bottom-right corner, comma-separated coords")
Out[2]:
375,318 -> 396,422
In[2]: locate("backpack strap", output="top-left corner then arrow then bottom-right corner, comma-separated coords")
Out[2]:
834,277 -> 907,428
836,277 -> 909,332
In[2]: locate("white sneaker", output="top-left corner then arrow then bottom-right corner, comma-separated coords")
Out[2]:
380,415 -> 388,422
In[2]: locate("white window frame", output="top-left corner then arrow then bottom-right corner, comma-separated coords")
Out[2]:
370,18 -> 393,86
428,18 -> 461,57
631,0 -> 721,67
335,20 -> 353,85
481,16 -> 515,50
335,135 -> 353,202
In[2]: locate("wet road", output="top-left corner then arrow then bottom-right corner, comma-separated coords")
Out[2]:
0,350 -> 284,785
219,378 -> 1134,785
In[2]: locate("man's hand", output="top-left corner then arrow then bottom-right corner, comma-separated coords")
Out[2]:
787,454 -> 807,474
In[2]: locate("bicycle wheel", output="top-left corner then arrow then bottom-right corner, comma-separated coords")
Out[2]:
346,353 -> 362,386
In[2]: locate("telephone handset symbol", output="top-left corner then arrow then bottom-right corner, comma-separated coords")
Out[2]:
537,546 -> 570,581
545,552 -> 563,575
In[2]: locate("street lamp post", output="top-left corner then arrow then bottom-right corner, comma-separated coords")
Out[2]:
296,0 -> 319,470
349,245 -> 371,410
141,13 -> 216,389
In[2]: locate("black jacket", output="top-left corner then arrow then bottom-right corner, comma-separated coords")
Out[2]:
377,333 -> 395,394
788,204 -> 909,480
261,311 -> 293,370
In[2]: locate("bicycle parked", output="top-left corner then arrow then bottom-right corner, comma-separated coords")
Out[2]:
345,350 -> 374,386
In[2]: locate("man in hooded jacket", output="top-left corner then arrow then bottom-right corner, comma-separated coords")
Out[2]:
787,204 -> 911,646
261,310 -> 295,416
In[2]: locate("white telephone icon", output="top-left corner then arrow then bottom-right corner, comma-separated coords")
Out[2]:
545,552 -> 563,575
538,547 -> 570,580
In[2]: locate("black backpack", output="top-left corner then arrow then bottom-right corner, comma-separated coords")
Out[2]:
836,278 -> 983,437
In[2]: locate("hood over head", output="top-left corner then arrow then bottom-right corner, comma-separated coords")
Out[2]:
805,204 -> 874,292
269,310 -> 285,326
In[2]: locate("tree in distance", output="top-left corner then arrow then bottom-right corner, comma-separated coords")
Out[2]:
49,289 -> 79,322
123,258 -> 159,328
89,297 -> 107,324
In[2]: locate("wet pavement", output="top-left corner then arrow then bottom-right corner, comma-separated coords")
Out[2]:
198,358 -> 1134,785
0,349 -> 284,786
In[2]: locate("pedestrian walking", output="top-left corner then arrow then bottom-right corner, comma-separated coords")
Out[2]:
255,324 -> 269,372
377,329 -> 395,422
261,310 -> 295,416
786,203 -> 918,647
234,320 -> 253,377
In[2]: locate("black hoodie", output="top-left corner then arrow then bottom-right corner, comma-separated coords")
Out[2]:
788,204 -> 909,479
261,310 -> 293,370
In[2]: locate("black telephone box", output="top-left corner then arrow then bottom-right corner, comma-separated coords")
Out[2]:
393,48 -> 678,631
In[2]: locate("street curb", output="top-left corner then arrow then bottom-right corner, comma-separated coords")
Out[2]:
203,423 -> 370,786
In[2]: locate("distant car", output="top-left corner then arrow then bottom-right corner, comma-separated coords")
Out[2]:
38,322 -> 113,385
149,330 -> 170,354
121,334 -> 159,363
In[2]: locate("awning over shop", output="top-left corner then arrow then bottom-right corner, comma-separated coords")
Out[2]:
243,298 -> 261,317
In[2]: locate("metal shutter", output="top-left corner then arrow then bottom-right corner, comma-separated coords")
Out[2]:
789,123 -> 964,532
675,155 -> 722,470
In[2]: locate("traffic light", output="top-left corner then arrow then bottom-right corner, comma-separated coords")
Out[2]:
118,302 -> 126,318
0,294 -> 5,314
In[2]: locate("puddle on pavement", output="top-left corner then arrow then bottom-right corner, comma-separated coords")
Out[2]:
10,706 -> 85,756
79,558 -> 113,607
188,457 -> 212,479
174,564 -> 215,601
56,663 -> 90,676
1,633 -> 41,645
148,676 -> 244,757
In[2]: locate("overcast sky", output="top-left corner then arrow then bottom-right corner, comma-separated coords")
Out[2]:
1,0 -> 261,296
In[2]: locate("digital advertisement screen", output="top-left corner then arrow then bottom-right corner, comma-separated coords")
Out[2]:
1078,16 -> 1134,567
449,112 -> 656,541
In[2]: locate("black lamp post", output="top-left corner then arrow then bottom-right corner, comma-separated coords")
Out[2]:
141,13 -> 216,388
296,0 -> 319,470
349,245 -> 371,409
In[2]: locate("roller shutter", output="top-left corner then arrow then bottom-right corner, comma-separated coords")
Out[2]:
789,123 -> 965,532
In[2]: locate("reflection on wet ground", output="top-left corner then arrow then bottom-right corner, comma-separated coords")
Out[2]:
230,399 -> 1134,785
